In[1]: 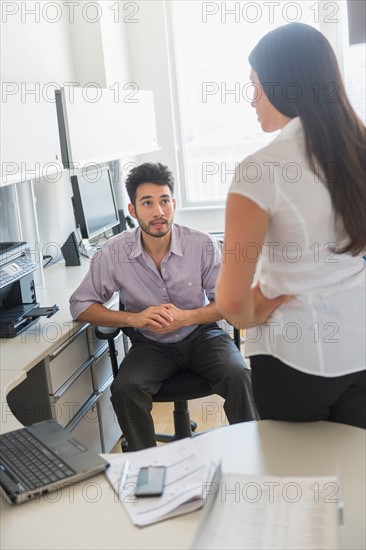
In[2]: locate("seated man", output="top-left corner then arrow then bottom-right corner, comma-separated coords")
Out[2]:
70,162 -> 256,451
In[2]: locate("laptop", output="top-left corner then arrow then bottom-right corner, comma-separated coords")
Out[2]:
0,420 -> 109,504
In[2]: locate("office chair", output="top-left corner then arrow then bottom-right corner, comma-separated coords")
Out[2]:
95,323 -> 241,452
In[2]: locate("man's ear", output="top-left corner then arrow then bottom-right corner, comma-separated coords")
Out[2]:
173,198 -> 176,211
128,203 -> 137,219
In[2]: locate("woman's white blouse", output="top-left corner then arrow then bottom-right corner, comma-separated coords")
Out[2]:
229,117 -> 365,377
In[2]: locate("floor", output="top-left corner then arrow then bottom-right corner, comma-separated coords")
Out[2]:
111,394 -> 228,453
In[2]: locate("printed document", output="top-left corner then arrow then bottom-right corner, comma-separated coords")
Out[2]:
105,438 -> 216,527
191,473 -> 340,549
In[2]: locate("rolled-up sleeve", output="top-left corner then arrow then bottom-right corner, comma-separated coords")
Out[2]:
200,235 -> 222,302
69,247 -> 120,320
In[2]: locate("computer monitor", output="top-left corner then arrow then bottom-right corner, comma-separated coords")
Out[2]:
71,166 -> 119,241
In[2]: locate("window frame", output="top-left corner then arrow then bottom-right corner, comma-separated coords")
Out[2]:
165,0 -> 347,209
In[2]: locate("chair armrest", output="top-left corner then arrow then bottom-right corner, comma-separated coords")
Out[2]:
233,327 -> 241,350
94,326 -> 121,341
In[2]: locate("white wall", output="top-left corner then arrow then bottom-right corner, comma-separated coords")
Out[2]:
124,0 -> 225,232
1,0 -> 353,245
124,1 -> 179,184
0,0 -> 134,257
1,0 -> 224,257
1,1 -> 77,251
1,1 -> 76,84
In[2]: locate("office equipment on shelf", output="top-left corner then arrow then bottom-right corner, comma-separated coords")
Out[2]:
105,438 -> 217,527
112,209 -> 136,236
0,242 -> 58,338
60,231 -> 81,266
70,166 -> 119,258
0,420 -> 109,505
191,473 -> 340,550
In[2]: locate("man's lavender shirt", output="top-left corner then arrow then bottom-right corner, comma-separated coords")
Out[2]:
69,224 -> 221,344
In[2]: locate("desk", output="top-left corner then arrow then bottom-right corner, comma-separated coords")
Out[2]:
1,421 -> 365,549
0,260 -> 91,434
1,259 -> 122,453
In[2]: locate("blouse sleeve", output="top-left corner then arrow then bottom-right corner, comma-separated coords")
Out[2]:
228,153 -> 278,213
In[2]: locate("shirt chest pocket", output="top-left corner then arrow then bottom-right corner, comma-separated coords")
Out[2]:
168,279 -> 203,308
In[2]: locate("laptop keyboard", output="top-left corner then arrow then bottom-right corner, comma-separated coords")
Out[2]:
0,429 -> 76,490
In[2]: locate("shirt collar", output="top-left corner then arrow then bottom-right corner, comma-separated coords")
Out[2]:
169,224 -> 183,257
275,116 -> 303,141
129,227 -> 143,259
129,223 -> 183,259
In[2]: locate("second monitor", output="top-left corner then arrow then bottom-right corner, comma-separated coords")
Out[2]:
71,166 -> 119,257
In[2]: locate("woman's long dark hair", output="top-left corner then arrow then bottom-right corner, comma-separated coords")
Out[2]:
249,23 -> 365,255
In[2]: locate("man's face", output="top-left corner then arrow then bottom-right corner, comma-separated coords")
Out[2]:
128,183 -> 176,238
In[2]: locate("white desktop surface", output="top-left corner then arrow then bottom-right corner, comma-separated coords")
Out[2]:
1,421 -> 365,550
0,259 -> 112,434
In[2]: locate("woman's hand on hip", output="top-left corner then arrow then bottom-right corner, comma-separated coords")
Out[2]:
252,282 -> 293,325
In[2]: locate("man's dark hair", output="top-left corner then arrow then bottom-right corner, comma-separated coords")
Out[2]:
125,162 -> 175,205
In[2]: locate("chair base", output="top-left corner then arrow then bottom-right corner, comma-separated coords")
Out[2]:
155,400 -> 200,443
120,436 -> 129,453
155,420 -> 198,444
120,401 -> 200,452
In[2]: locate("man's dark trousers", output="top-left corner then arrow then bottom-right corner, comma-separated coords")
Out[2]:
110,323 -> 257,451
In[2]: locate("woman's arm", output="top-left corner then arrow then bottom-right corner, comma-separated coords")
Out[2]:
216,194 -> 289,327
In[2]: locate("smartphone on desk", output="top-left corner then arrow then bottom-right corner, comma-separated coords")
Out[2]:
135,466 -> 166,497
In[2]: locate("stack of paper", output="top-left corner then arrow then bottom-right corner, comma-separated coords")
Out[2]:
106,440 -> 341,547
191,473 -> 340,549
105,438 -> 216,527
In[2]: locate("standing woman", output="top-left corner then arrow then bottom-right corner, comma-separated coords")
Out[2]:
216,23 -> 366,428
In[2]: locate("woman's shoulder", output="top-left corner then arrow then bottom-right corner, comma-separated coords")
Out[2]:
242,134 -> 304,164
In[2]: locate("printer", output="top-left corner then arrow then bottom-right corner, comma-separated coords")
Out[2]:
0,242 -> 58,338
